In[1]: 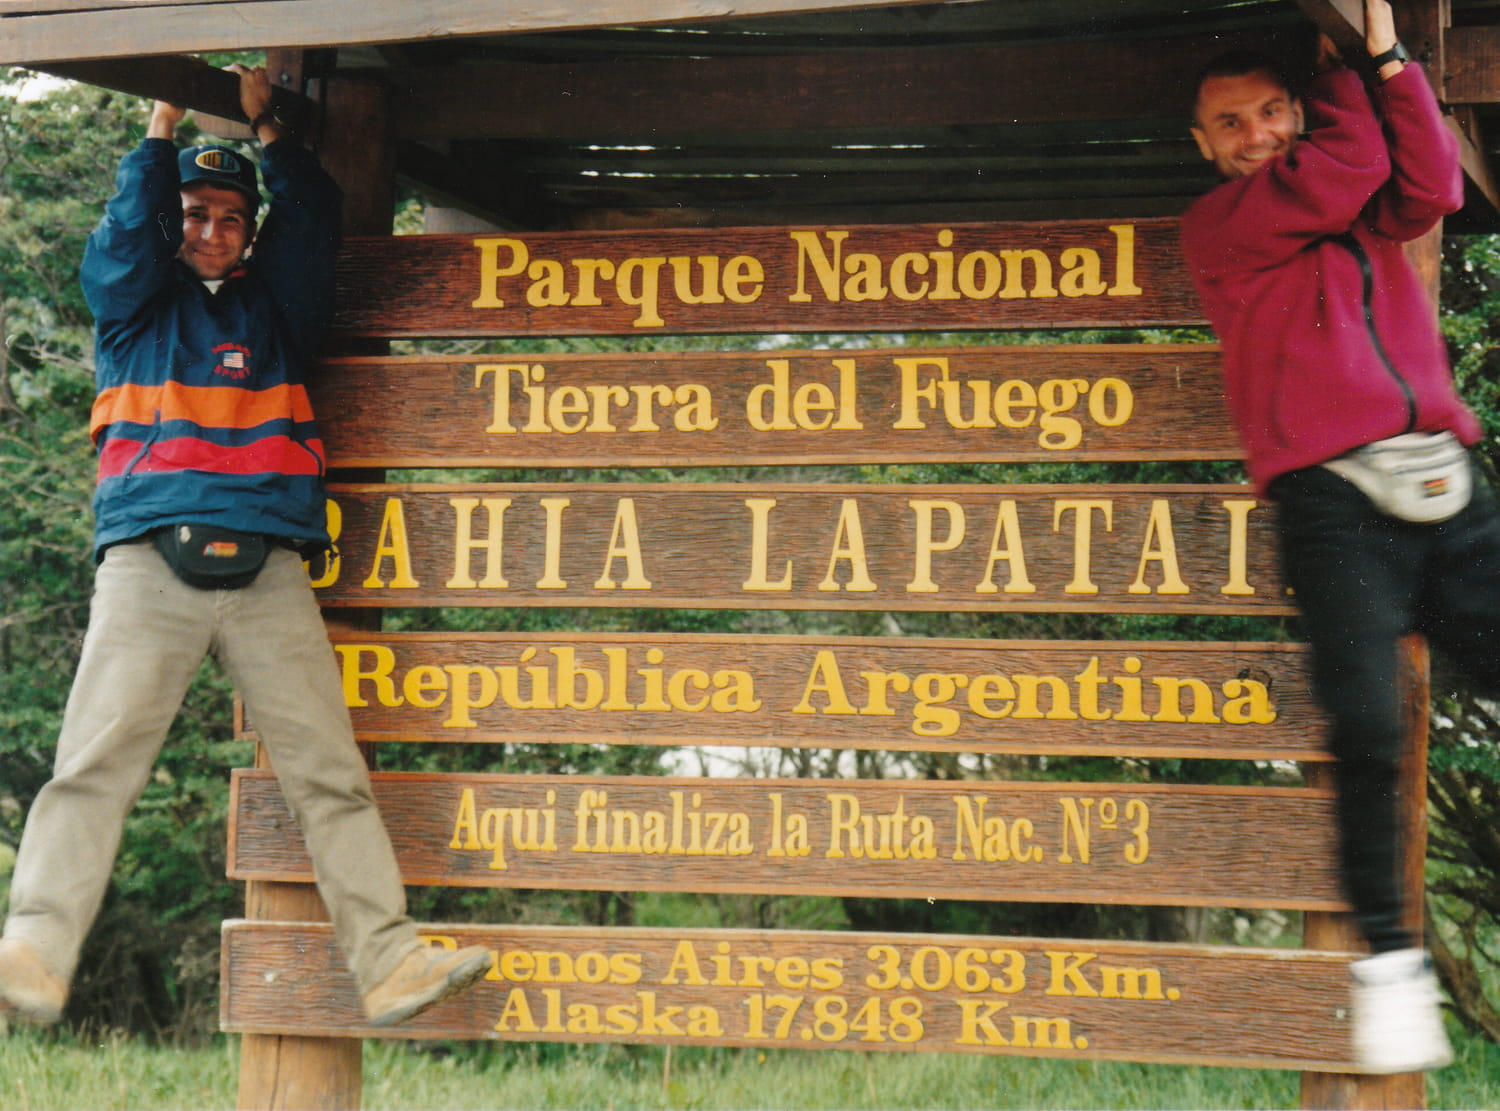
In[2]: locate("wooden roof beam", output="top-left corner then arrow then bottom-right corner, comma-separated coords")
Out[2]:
1293,0 -> 1367,58
0,0 -> 940,66
1447,24 -> 1500,101
31,54 -> 311,134
1296,0 -> 1497,219
384,31 -> 1294,143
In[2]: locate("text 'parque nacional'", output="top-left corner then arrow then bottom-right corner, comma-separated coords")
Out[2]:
470,226 -> 1144,329
330,220 -> 1199,337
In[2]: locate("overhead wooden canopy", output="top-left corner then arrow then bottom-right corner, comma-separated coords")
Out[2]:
6,0 -> 1500,231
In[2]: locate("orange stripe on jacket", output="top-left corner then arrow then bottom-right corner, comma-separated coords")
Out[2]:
90,381 -> 317,444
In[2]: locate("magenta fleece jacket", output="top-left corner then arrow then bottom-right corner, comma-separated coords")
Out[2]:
1180,64 -> 1479,493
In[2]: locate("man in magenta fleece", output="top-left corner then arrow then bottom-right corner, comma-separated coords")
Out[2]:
1181,0 -> 1496,1075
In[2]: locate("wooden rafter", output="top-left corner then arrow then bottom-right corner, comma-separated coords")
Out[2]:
383,31 -> 1290,143
1,0 -> 938,65
33,54 -> 307,127
1294,0 -> 1499,218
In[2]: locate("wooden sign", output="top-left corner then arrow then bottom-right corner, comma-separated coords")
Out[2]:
220,922 -> 1360,1071
313,483 -> 1290,614
331,220 -> 1201,337
229,771 -> 1345,909
312,633 -> 1326,760
309,345 -> 1239,468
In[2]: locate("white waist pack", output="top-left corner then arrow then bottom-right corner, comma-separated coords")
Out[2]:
1321,430 -> 1472,524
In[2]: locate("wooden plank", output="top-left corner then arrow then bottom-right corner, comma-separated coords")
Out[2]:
1292,0 -> 1366,59
312,482 -> 1290,615
384,33 -> 1288,142
530,171 -> 1200,211
398,3 -> 1300,55
490,142 -> 1194,180
220,921 -> 1363,1071
229,771 -> 1346,909
0,0 -> 942,65
32,55 -> 307,128
1447,24 -> 1500,102
309,346 -> 1239,469
0,0 -> 242,11
300,633 -> 1325,760
329,220 -> 1199,338
566,197 -> 1195,230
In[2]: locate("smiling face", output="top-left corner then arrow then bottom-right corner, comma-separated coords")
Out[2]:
177,183 -> 255,281
1191,69 -> 1305,180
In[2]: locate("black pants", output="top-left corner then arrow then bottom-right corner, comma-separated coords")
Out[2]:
1272,460 -> 1500,952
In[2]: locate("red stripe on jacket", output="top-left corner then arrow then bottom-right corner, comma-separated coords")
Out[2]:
97,434 -> 326,480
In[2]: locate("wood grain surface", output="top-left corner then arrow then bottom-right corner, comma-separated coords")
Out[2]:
228,771 -> 1345,909
220,921 -> 1361,1071
308,345 -> 1238,468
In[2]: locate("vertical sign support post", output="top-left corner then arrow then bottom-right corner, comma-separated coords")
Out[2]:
1298,173 -> 1447,1108
1299,635 -> 1431,1109
235,66 -> 392,1111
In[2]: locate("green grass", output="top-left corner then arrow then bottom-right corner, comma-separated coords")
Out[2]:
0,1025 -> 1496,1110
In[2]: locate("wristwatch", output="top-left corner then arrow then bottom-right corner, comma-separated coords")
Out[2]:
1369,42 -> 1410,69
249,108 -> 285,133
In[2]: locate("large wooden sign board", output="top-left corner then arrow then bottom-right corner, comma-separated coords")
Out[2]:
310,345 -> 1238,468
225,216 -> 1427,1105
229,770 -> 1344,908
306,633 -> 1327,760
315,483 -> 1287,614
222,922 -> 1360,1071
331,221 -> 1195,337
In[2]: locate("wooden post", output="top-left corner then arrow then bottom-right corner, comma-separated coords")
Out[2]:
236,68 -> 394,1111
1298,634 -> 1431,1110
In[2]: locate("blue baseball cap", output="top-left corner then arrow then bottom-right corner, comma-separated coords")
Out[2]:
178,145 -> 260,209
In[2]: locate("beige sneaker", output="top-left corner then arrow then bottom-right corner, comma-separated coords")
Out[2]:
0,938 -> 67,1025
363,943 -> 490,1028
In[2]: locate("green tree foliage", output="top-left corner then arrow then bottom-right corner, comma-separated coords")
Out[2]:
0,71 -> 243,1040
1428,237 -> 1500,1041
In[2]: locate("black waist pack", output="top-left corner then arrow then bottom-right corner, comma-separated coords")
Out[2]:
153,524 -> 270,590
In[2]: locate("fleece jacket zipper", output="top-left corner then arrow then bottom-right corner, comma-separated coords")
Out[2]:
1332,231 -> 1418,432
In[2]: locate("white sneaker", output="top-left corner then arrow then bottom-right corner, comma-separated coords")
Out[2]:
1350,948 -> 1453,1073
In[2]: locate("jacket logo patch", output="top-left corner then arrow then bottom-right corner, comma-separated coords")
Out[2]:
213,342 -> 252,380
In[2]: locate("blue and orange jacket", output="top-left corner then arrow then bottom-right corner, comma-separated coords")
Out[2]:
81,136 -> 342,558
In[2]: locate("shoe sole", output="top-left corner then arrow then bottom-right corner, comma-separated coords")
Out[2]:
367,950 -> 490,1028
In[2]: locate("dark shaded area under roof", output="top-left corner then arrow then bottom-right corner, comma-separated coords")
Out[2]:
8,0 -> 1500,231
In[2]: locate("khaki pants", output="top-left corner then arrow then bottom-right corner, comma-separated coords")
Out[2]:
4,542 -> 416,993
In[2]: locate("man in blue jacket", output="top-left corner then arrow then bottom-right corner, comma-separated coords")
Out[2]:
0,64 -> 489,1028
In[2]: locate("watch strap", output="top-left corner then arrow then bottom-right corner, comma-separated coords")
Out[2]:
1369,42 -> 1410,69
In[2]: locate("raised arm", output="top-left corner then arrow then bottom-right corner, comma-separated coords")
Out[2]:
1362,0 -> 1463,239
80,100 -> 187,331
233,63 -> 344,360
